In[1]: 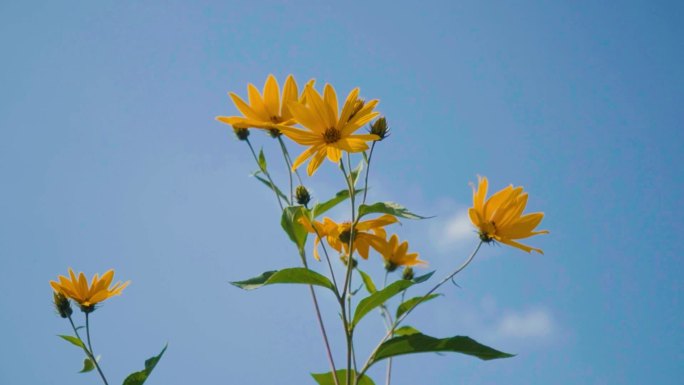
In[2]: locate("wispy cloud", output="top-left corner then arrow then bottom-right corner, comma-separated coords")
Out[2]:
495,308 -> 555,339
431,209 -> 477,251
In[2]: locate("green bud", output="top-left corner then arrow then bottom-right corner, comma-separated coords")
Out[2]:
370,117 -> 390,140
340,255 -> 358,268
401,267 -> 414,280
267,128 -> 282,138
295,185 -> 311,206
348,99 -> 365,121
53,292 -> 73,318
233,126 -> 250,141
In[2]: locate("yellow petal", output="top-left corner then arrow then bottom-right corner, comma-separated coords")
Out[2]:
281,75 -> 298,120
263,74 -> 280,118
326,147 -> 342,163
323,84 -> 339,121
247,83 -> 270,119
229,92 -> 262,121
287,100 -> 326,133
292,144 -> 322,171
497,237 -> 544,254
338,88 -> 360,126
307,148 -> 328,176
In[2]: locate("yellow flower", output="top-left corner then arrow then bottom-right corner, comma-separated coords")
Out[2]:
278,84 -> 381,175
216,74 -> 309,132
378,234 -> 425,271
300,215 -> 397,261
468,176 -> 549,254
50,268 -> 130,310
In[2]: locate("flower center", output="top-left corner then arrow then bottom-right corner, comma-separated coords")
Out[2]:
323,127 -> 341,144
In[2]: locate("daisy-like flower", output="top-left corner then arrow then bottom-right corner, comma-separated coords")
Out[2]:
378,234 -> 426,272
300,215 -> 397,261
278,84 -> 381,175
50,268 -> 130,312
216,74 -> 309,134
468,176 -> 549,254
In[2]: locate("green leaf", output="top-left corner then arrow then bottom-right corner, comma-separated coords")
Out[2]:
79,357 -> 95,373
353,280 -> 412,328
230,268 -> 335,292
281,206 -> 308,253
252,172 -> 289,202
58,335 -> 84,349
358,202 -> 430,220
396,294 -> 441,318
312,370 -> 375,385
357,269 -> 377,294
393,325 -> 421,336
412,271 -> 435,283
122,345 -> 168,385
370,333 -> 514,366
350,160 -> 364,187
312,189 -> 363,218
258,148 -> 267,172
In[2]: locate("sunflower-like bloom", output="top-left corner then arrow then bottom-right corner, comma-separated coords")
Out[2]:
468,176 -> 549,254
278,84 -> 380,175
300,215 -> 397,261
378,234 -> 426,271
216,74 -> 309,133
50,268 -> 130,311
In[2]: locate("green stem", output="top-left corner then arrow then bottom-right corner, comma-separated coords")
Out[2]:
276,136 -> 295,203
68,314 -> 109,385
361,142 -> 376,206
277,136 -> 303,185
245,138 -> 286,209
339,160 -> 358,385
357,241 -> 484,380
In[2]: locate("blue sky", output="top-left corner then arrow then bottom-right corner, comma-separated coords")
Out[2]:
1,1 -> 682,384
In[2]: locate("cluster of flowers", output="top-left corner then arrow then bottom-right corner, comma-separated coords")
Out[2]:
217,74 -> 548,260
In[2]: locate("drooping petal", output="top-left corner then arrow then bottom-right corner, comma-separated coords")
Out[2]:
496,237 -> 544,254
307,148 -> 328,176
291,144 -> 322,171
326,147 -> 342,163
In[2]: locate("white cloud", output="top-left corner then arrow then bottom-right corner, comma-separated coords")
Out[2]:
495,308 -> 554,339
432,209 -> 476,251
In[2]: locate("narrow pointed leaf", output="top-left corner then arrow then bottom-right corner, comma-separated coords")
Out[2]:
396,294 -> 441,318
357,269 -> 377,294
312,370 -> 375,385
252,172 -> 288,202
58,335 -> 84,349
350,160 -> 364,187
122,345 -> 167,385
370,333 -> 514,365
231,268 -> 335,292
281,206 -> 308,252
353,280 -> 412,327
258,148 -> 267,172
79,357 -> 95,373
312,189 -> 363,218
358,202 -> 430,220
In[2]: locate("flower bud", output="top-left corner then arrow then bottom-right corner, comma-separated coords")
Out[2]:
340,254 -> 358,268
80,304 -> 96,314
232,125 -> 250,141
295,185 -> 311,206
53,292 -> 73,318
401,267 -> 414,280
370,117 -> 390,140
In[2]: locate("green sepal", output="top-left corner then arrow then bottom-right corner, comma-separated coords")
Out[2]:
58,335 -> 84,349
79,357 -> 96,373
358,202 -> 431,220
122,345 -> 168,385
281,206 -> 309,253
230,268 -> 335,292
311,370 -> 376,385
370,333 -> 514,366
312,189 -> 363,218
396,294 -> 441,318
